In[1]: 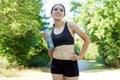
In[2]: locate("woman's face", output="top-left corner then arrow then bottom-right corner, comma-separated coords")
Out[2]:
51,4 -> 65,20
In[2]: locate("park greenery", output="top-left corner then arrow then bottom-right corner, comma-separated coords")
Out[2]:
70,0 -> 120,68
0,0 -> 49,68
0,0 -> 120,69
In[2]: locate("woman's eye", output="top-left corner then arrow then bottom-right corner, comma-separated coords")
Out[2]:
54,8 -> 58,11
60,9 -> 63,12
54,8 -> 63,12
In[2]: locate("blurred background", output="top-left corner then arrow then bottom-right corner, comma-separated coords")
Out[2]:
0,0 -> 120,78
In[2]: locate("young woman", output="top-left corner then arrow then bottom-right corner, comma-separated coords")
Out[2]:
43,3 -> 90,80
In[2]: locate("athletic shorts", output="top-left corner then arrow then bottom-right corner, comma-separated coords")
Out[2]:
51,58 -> 79,77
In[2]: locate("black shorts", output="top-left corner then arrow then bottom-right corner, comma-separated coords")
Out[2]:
51,58 -> 79,77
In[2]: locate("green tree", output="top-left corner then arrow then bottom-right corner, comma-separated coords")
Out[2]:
0,0 -> 48,66
71,0 -> 120,68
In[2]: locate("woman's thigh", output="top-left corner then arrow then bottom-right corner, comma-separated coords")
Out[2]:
64,76 -> 78,80
52,73 -> 65,80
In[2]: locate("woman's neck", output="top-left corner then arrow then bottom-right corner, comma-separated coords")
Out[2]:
54,20 -> 64,28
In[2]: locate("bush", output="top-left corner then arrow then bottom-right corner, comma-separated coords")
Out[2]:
28,53 -> 50,67
74,37 -> 98,60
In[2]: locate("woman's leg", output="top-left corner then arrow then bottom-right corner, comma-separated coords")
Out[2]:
64,76 -> 78,80
52,73 -> 65,80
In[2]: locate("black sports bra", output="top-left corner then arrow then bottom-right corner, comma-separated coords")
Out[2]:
51,22 -> 74,48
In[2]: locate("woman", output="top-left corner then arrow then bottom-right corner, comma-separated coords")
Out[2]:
43,3 -> 90,80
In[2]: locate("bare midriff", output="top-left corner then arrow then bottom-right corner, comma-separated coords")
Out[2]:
53,45 -> 75,60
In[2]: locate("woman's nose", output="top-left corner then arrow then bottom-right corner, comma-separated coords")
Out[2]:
56,10 -> 61,12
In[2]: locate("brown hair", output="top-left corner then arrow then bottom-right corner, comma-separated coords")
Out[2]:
51,3 -> 66,16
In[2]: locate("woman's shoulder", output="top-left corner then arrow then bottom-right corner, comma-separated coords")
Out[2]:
65,21 -> 78,29
64,21 -> 72,28
66,21 -> 75,26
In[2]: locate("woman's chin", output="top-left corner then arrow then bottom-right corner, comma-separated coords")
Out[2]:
53,16 -> 63,19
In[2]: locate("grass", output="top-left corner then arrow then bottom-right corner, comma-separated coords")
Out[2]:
0,68 -> 21,77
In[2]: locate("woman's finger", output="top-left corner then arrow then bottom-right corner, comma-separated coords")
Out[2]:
71,53 -> 78,61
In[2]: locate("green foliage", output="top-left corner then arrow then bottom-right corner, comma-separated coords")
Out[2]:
74,38 -> 82,55
28,52 -> 50,67
74,37 -> 98,60
0,0 -> 48,66
84,43 -> 98,60
71,0 -> 120,67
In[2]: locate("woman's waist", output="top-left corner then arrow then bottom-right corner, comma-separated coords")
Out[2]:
53,45 -> 75,60
54,45 -> 74,51
53,51 -> 74,60
52,58 -> 77,62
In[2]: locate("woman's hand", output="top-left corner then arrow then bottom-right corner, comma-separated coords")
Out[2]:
41,31 -> 48,39
71,53 -> 82,61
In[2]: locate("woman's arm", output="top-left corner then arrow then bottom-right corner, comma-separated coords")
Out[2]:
68,21 -> 90,61
42,31 -> 54,59
48,50 -> 53,59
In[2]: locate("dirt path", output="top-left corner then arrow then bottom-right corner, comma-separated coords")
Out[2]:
0,60 -> 120,80
0,69 -> 120,80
